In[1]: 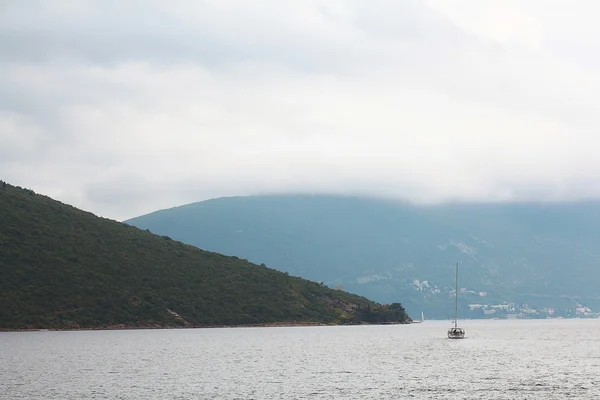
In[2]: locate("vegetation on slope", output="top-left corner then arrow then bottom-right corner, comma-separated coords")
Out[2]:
0,182 -> 409,330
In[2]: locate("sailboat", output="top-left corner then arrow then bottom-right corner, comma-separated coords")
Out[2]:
447,261 -> 465,339
412,311 -> 425,324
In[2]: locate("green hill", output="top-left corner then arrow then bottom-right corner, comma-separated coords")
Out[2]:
125,195 -> 600,319
0,182 -> 409,330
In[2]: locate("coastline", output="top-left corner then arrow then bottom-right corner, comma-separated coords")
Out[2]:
0,320 -> 411,333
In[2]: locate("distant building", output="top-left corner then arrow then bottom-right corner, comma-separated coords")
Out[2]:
576,306 -> 591,315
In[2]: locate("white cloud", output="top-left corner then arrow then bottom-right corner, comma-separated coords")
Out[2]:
2,0 -> 600,220
423,0 -> 545,50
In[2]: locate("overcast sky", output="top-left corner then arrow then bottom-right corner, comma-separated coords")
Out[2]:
2,1 -> 600,221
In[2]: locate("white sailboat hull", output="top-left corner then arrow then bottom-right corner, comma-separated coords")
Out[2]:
447,327 -> 465,339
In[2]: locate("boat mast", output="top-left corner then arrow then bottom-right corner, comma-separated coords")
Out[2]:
454,261 -> 459,328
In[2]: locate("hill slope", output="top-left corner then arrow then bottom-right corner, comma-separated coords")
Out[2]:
125,195 -> 600,319
0,182 -> 409,330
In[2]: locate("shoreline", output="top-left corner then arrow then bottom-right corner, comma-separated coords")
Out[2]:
0,320 -> 411,333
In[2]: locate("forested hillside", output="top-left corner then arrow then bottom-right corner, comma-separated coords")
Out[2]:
0,182 -> 409,330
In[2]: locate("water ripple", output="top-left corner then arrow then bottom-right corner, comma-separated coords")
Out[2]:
1,319 -> 600,399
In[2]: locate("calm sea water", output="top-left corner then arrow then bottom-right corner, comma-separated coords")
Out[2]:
1,319 -> 599,399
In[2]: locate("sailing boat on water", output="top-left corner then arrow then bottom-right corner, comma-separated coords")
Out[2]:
447,261 -> 465,339
412,311 -> 425,324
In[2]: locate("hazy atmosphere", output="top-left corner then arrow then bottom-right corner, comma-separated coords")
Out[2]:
2,0 -> 599,220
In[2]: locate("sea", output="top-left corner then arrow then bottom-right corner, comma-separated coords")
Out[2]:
1,319 -> 599,399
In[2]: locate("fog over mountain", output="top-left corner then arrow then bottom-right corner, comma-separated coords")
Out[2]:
2,1 -> 600,220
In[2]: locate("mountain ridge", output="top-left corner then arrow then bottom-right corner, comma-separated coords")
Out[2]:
125,194 -> 600,319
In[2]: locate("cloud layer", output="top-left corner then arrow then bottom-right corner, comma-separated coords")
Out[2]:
2,0 -> 600,220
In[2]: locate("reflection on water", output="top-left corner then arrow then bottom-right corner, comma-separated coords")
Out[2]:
1,319 -> 599,399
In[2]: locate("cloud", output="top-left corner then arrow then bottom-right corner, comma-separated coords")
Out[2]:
2,0 -> 600,220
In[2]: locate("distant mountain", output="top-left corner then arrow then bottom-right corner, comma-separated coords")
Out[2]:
0,182 -> 408,330
126,195 -> 600,319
